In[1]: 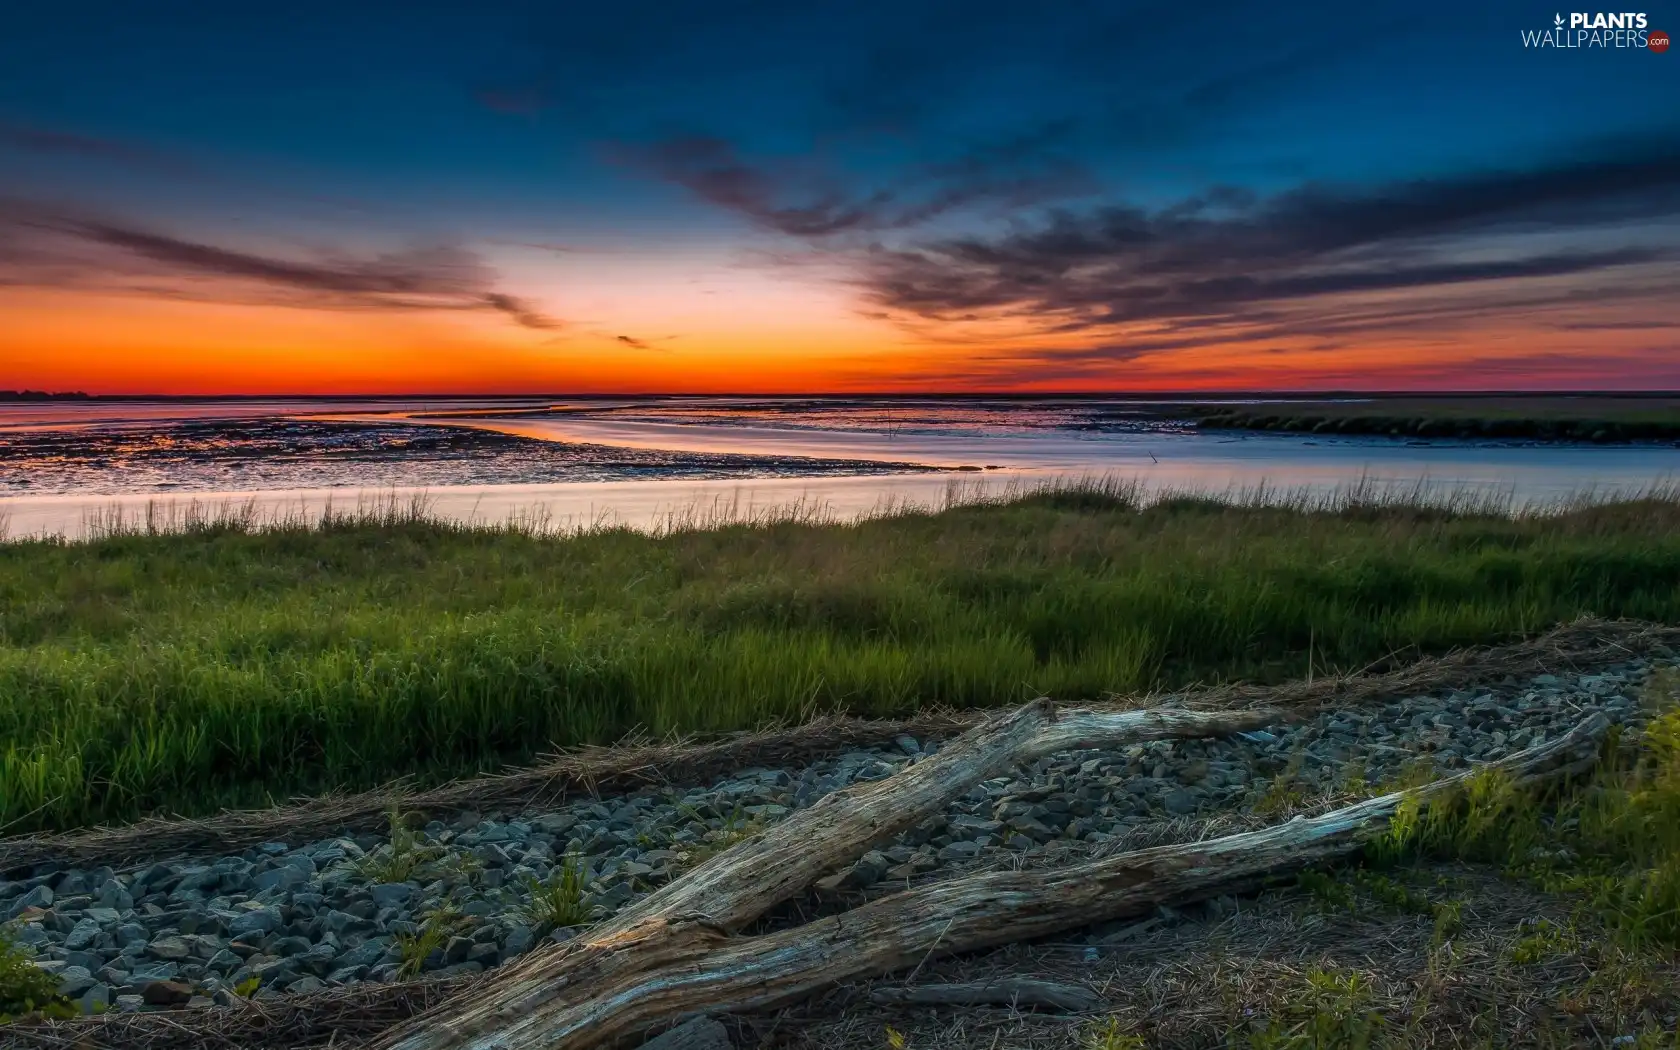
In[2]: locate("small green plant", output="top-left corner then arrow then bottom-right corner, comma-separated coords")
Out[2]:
432,851 -> 484,882
883,1026 -> 908,1050
1508,919 -> 1579,963
396,903 -> 466,978
520,854 -> 594,934
1245,968 -> 1386,1050
1084,1017 -> 1148,1049
1296,870 -> 1356,913
1254,755 -> 1311,818
1428,898 -> 1462,947
1348,871 -> 1433,915
674,801 -> 767,868
0,923 -> 73,1020
232,975 -> 261,998
356,805 -> 443,884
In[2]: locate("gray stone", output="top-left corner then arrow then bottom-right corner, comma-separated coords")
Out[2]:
253,866 -> 308,893
1163,789 -> 1199,816
55,965 -> 97,996
147,935 -> 193,961
229,906 -> 282,937
370,883 -> 412,907
78,982 -> 111,1015
63,917 -> 103,951
115,923 -> 150,947
6,884 -> 52,917
502,925 -> 535,957
128,961 -> 181,983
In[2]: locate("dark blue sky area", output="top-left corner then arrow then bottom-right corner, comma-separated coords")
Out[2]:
4,2 -> 1671,232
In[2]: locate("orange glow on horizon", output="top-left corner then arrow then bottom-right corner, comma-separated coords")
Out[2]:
2,283 -> 1672,396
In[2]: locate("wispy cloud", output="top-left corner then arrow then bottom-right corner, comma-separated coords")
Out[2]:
0,121 -> 190,173
856,141 -> 1680,335
614,122 -> 1097,238
0,200 -> 561,330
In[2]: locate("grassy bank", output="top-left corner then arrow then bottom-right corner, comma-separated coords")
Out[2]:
3,483 -> 1680,834
1194,395 -> 1680,443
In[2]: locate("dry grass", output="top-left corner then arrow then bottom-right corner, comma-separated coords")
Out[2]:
769,866 -> 1680,1050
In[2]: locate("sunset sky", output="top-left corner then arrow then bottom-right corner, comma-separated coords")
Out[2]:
1,1 -> 1676,394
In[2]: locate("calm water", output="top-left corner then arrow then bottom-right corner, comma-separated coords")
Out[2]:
3,397 -> 1676,537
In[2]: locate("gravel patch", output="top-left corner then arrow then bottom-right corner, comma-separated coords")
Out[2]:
4,659 -> 1667,1014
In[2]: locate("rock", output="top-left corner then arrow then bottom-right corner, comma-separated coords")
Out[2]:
253,866 -> 308,893
147,935 -> 193,961
129,961 -> 181,983
63,917 -> 103,951
141,980 -> 195,1006
78,982 -> 111,1015
286,976 -> 326,994
115,922 -> 150,947
370,883 -> 412,907
936,841 -> 982,863
97,964 -> 132,986
229,906 -> 282,938
56,965 -> 97,996
1163,789 -> 1199,816
116,993 -> 146,1012
502,925 -> 535,958
6,885 -> 52,918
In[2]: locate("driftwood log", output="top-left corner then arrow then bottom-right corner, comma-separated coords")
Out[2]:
370,702 -> 1608,1050
369,700 -> 1278,1050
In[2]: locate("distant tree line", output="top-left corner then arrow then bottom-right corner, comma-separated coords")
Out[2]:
0,390 -> 93,400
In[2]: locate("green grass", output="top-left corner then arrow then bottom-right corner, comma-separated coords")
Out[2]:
3,483 -> 1680,834
519,854 -> 595,935
1375,669 -> 1680,952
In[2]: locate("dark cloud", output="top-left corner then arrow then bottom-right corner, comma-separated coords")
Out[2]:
615,125 -> 1096,238
615,334 -> 651,349
1550,319 -> 1680,331
472,88 -> 547,116
857,143 -> 1680,332
0,201 -> 560,329
0,121 -> 187,172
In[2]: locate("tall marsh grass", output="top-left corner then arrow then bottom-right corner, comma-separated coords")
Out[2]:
3,479 -> 1680,833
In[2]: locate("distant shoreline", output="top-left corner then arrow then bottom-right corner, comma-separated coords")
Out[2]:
1194,395 -> 1680,444
6,390 -> 1680,403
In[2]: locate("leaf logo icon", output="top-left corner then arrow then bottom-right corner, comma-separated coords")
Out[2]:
1554,13 -> 1565,26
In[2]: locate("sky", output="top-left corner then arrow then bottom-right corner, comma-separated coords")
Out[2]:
0,1 -> 1676,394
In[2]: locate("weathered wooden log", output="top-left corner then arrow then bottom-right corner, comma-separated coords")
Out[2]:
376,712 -> 1609,1050
867,979 -> 1103,1012
371,700 -> 1280,1050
